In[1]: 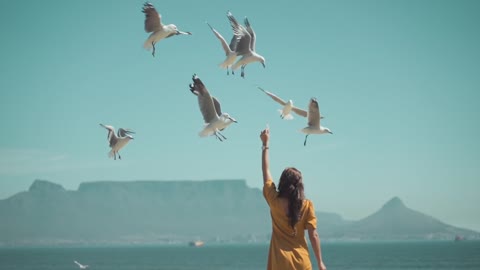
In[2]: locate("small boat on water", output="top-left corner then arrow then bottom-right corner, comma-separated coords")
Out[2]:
189,241 -> 204,247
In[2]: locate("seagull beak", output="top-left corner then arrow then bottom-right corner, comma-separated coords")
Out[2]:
262,63 -> 266,68
230,117 -> 238,123
177,30 -> 192,35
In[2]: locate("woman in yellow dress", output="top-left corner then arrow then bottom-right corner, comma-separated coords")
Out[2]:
260,128 -> 327,270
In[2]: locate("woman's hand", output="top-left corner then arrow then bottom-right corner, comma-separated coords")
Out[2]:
260,128 -> 270,146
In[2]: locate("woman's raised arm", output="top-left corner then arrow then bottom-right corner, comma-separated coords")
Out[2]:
260,128 -> 272,184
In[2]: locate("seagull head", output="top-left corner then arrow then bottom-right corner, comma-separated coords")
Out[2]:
222,113 -> 237,123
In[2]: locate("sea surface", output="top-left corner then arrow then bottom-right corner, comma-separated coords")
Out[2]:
1,241 -> 479,270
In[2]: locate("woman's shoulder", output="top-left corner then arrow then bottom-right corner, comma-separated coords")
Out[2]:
303,198 -> 313,204
302,199 -> 315,209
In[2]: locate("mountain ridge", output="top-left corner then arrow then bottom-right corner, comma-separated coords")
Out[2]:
0,179 -> 478,246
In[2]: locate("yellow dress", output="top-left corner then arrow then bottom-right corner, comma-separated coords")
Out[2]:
263,179 -> 317,270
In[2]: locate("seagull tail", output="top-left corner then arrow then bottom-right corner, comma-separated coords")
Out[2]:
143,40 -> 153,50
143,35 -> 155,50
199,128 -> 214,137
219,54 -> 236,69
300,127 -> 310,134
108,150 -> 115,159
219,62 -> 229,69
277,109 -> 294,120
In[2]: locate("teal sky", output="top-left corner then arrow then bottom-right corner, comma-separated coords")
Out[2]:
1,0 -> 479,231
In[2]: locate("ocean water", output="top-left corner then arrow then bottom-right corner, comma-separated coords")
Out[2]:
1,241 -> 479,270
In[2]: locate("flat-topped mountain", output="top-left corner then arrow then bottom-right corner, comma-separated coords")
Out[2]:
0,179 -> 270,245
0,180 -> 478,245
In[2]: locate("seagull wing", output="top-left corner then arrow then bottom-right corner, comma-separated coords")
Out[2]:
207,22 -> 231,55
227,11 -> 251,56
244,17 -> 256,51
228,34 -> 238,52
117,128 -> 135,137
100,124 -> 118,147
212,96 -> 222,116
258,87 -> 286,106
100,124 -> 114,140
74,261 -> 83,267
142,2 -> 162,33
234,29 -> 252,56
307,99 -> 321,128
291,106 -> 308,118
117,128 -> 126,137
190,75 -> 218,124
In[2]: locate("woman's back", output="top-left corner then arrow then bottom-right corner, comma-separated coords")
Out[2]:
263,179 -> 317,270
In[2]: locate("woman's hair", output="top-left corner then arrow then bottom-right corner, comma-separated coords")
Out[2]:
277,167 -> 305,229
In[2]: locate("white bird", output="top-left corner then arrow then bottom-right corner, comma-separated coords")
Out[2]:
74,260 -> 89,269
300,98 -> 332,146
189,74 -> 237,141
258,86 -> 325,120
142,2 -> 192,57
99,124 -> 135,160
206,18 -> 239,75
227,12 -> 265,78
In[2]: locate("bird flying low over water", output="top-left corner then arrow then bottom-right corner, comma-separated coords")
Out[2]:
258,86 -> 325,120
142,2 -> 192,57
74,260 -> 89,269
189,74 -> 237,141
206,19 -> 239,75
227,12 -> 265,78
99,124 -> 135,160
300,98 -> 332,146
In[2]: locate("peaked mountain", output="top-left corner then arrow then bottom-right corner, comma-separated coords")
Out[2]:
336,197 -> 479,240
0,180 -> 478,246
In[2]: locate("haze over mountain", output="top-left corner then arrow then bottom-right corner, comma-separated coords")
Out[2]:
0,179 -> 478,246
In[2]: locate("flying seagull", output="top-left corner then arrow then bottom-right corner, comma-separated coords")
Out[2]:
300,98 -> 332,146
99,124 -> 135,160
258,86 -> 325,120
206,18 -> 239,75
189,74 -> 237,141
142,2 -> 192,57
227,12 -> 265,78
74,260 -> 89,269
